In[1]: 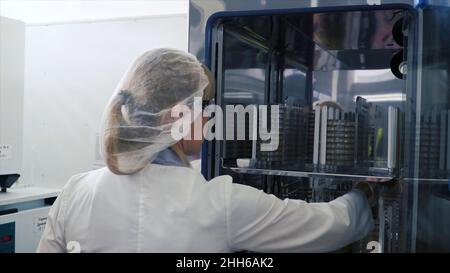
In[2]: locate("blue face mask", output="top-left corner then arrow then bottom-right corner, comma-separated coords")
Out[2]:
152,148 -> 185,167
153,147 -> 202,167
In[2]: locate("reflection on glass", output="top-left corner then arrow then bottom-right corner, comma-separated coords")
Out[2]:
413,4 -> 450,253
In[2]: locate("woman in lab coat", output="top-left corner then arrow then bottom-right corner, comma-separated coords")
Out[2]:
37,48 -> 375,253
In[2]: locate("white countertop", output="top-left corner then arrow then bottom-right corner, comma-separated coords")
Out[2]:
0,186 -> 60,206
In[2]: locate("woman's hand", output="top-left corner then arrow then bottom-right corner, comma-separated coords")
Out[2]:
354,181 -> 377,207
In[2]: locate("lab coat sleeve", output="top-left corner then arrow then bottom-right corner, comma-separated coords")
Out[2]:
224,180 -> 374,252
36,188 -> 67,253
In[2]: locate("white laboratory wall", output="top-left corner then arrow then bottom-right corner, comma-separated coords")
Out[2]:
0,17 -> 25,176
0,0 -> 189,25
22,15 -> 188,189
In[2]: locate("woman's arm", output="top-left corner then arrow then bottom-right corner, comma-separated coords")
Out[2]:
224,180 -> 374,253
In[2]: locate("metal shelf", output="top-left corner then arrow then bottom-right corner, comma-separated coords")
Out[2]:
224,165 -> 395,183
402,178 -> 450,184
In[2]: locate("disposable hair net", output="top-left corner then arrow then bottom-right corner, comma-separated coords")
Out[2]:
100,48 -> 209,175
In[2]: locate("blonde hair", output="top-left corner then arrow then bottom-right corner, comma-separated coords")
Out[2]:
102,49 -> 210,175
104,63 -> 215,173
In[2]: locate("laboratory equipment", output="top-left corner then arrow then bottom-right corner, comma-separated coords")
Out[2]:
190,0 -> 450,252
0,188 -> 58,253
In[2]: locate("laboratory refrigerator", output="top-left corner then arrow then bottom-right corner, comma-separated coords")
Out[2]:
189,0 -> 450,253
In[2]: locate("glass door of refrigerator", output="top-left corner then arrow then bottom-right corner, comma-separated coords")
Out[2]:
212,7 -> 413,183
208,5 -> 423,253
208,16 -> 271,181
407,0 -> 450,252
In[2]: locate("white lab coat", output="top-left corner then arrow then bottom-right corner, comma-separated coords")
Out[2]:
36,164 -> 373,253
